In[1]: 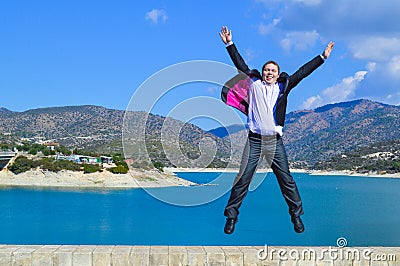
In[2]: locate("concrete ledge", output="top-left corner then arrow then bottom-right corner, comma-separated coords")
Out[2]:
0,245 -> 399,265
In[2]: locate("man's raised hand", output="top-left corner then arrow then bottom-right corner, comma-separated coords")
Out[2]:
219,26 -> 232,45
323,41 -> 335,59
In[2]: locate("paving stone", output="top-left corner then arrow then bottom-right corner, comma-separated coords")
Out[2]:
259,245 -> 288,266
93,246 -> 113,266
273,246 -> 303,266
315,260 -> 334,266
72,245 -> 96,266
237,246 -> 264,266
0,246 -> 20,266
222,246 -> 243,266
53,245 -> 77,266
298,260 -> 317,266
204,246 -> 225,266
32,245 -> 60,266
332,259 -> 357,266
370,247 -> 399,266
352,262 -> 371,266
112,246 -> 131,266
130,246 -> 150,266
150,246 -> 169,266
12,246 -> 40,266
186,246 -> 206,266
387,248 -> 400,266
0,245 -> 397,266
168,246 -> 188,266
280,260 -> 301,266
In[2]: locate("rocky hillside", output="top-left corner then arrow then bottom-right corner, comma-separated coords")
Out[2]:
314,139 -> 400,174
0,105 -> 123,139
283,99 -> 400,166
219,99 -> 400,168
1,99 -> 399,171
0,106 -> 232,168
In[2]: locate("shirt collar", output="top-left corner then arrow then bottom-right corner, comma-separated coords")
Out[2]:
261,80 -> 278,86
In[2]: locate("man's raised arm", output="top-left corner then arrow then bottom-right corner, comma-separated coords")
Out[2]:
288,41 -> 335,90
219,26 -> 250,74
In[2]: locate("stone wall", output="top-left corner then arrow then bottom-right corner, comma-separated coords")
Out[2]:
0,245 -> 399,265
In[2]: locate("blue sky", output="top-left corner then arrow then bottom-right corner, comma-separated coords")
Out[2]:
1,0 -> 399,129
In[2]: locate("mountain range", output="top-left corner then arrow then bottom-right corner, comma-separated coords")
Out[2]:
211,99 -> 400,168
0,99 -> 399,170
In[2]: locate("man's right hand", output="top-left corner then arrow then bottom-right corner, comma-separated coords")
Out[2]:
219,26 -> 232,45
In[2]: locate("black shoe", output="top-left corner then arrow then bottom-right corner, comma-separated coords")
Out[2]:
224,218 -> 237,234
291,216 -> 305,233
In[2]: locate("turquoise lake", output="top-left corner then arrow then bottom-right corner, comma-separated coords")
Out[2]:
0,172 -> 399,246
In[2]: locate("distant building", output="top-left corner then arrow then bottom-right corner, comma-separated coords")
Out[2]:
56,154 -> 111,165
76,156 -> 98,164
87,157 -> 98,164
100,156 -> 113,164
44,142 -> 60,150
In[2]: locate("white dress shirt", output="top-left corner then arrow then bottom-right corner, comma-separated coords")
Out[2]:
247,80 -> 283,136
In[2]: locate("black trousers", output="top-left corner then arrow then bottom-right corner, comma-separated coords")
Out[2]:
224,131 -> 304,219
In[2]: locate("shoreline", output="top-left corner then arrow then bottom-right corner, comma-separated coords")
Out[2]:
0,167 -> 399,190
167,167 -> 400,178
164,167 -> 308,173
308,169 -> 400,178
0,168 -> 196,189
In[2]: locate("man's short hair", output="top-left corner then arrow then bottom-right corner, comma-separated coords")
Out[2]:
262,60 -> 280,74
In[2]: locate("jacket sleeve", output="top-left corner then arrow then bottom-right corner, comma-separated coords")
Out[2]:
287,55 -> 325,93
226,43 -> 251,74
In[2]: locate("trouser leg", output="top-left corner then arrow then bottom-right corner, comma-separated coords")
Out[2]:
270,136 -> 304,218
224,135 -> 262,218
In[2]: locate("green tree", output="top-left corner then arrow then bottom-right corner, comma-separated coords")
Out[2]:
73,148 -> 84,155
8,156 -> 36,174
153,161 -> 165,172
108,165 -> 128,174
57,146 -> 72,156
393,162 -> 400,171
116,161 -> 128,169
29,148 -> 38,155
42,149 -> 52,156
112,153 -> 125,163
82,163 -> 102,174
1,143 -> 9,150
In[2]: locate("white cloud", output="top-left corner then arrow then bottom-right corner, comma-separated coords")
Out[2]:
301,71 -> 368,109
349,60 -> 400,104
258,18 -> 280,36
280,30 -> 320,52
349,37 -> 400,61
363,56 -> 400,80
301,95 -> 322,110
145,9 -> 168,24
387,56 -> 400,77
366,62 -> 376,72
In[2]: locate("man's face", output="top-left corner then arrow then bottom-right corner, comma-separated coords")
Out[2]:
262,63 -> 279,84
